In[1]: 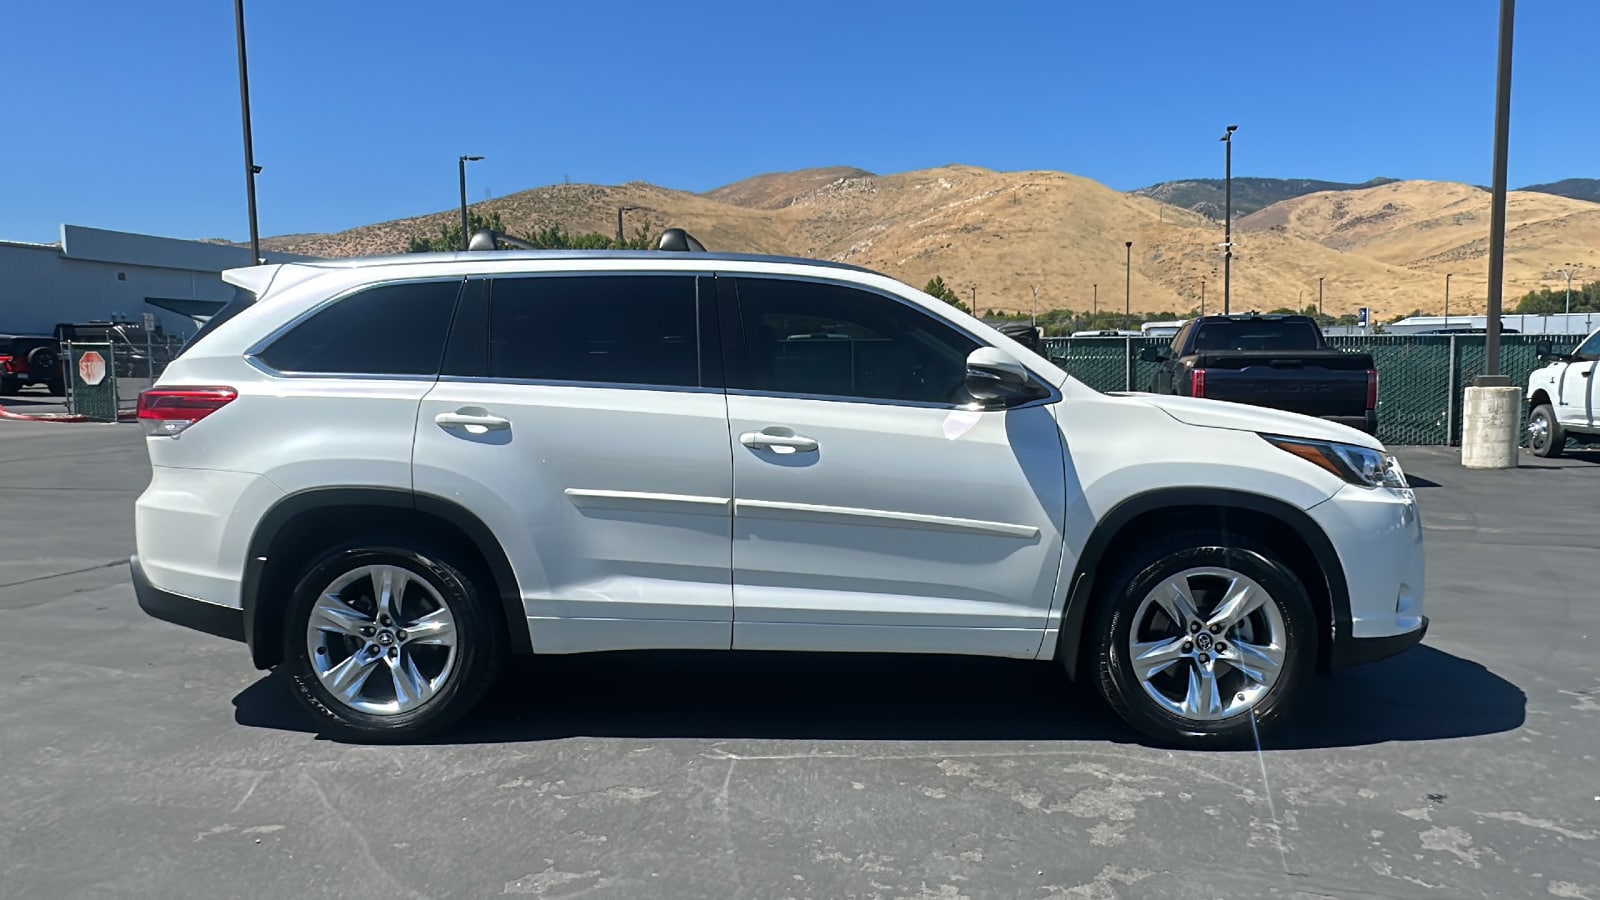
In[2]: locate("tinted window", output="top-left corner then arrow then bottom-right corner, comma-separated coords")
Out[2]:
257,280 -> 460,375
1574,331 -> 1600,362
489,275 -> 700,387
734,277 -> 980,404
1191,319 -> 1321,352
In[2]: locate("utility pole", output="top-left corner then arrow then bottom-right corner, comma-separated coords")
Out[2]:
1482,0 -> 1515,380
1318,276 -> 1324,317
1444,273 -> 1453,326
1221,124 -> 1239,314
970,284 -> 977,310
1124,241 -> 1133,319
1560,264 -> 1577,315
617,206 -> 639,246
1092,283 -> 1098,316
1200,277 -> 1206,315
233,0 -> 261,264
1030,285 -> 1039,329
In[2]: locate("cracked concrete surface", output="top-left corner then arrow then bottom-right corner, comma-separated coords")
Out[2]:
0,430 -> 1597,898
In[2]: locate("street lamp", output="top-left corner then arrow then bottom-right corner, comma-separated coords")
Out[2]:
1092,283 -> 1098,316
1558,263 -> 1580,315
1444,273 -> 1452,327
1124,240 -> 1133,320
233,0 -> 261,264
1318,276 -> 1324,318
1221,124 -> 1239,314
1030,285 -> 1040,328
617,206 -> 639,246
458,155 -> 484,251
1200,277 -> 1206,315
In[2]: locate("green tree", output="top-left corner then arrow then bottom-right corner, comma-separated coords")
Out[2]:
406,211 -> 511,253
1515,282 -> 1599,315
922,276 -> 970,313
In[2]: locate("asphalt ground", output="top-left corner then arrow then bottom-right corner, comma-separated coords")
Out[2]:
0,424 -> 1596,899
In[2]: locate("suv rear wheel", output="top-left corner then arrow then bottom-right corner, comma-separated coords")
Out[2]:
283,541 -> 502,742
1094,531 -> 1315,748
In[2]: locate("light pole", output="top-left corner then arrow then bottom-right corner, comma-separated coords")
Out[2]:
1444,273 -> 1452,326
1481,0 -> 1515,381
1030,285 -> 1040,329
1200,277 -> 1206,315
233,0 -> 261,264
458,156 -> 484,251
1092,283 -> 1098,316
1221,124 -> 1238,314
1318,276 -> 1324,318
1124,241 -> 1133,320
1558,263 -> 1578,315
617,206 -> 639,246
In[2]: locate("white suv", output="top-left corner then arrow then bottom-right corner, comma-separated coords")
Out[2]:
1527,327 -> 1600,457
132,239 -> 1426,746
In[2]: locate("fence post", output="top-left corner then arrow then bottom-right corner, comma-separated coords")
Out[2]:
1446,335 -> 1458,446
63,340 -> 74,415
1124,338 -> 1133,391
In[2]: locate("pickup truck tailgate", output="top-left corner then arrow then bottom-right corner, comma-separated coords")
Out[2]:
1193,350 -> 1372,419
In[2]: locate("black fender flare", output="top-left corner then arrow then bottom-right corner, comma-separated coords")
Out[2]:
241,487 -> 531,668
1054,487 -> 1350,677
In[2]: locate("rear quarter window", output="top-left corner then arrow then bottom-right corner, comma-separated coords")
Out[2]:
255,279 -> 463,376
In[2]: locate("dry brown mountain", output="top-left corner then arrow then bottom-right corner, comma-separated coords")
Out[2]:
263,165 -> 1598,321
1242,180 -> 1600,315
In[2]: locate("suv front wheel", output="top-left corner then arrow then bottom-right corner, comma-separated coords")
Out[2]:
283,541 -> 502,742
1094,532 -> 1315,748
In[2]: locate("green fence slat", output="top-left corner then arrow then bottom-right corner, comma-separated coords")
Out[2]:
1041,333 -> 1585,447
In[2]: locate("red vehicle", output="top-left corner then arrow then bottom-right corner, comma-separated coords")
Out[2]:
0,334 -> 66,396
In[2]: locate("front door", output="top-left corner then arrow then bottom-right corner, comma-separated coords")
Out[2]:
413,273 -> 733,653
721,276 -> 1068,659
1557,331 -> 1600,427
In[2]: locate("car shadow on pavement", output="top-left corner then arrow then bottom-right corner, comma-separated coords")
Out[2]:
232,644 -> 1523,750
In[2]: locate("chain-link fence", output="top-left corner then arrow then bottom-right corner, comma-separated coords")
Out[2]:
64,343 -> 119,422
1042,334 -> 1581,446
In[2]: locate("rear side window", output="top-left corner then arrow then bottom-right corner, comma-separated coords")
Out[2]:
256,280 -> 461,375
488,275 -> 701,387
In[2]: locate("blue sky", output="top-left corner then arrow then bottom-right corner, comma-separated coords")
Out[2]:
1,0 -> 1593,243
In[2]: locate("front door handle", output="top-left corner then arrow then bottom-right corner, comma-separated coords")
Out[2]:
1582,369 -> 1593,378
740,430 -> 819,452
435,411 -> 511,432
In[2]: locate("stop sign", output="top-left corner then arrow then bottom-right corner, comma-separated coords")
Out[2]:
78,350 -> 106,386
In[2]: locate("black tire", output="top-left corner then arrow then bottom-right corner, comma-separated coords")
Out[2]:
1093,530 -> 1316,749
26,346 -> 59,374
0,376 -> 19,396
46,378 -> 65,396
283,541 -> 503,743
1529,403 -> 1563,458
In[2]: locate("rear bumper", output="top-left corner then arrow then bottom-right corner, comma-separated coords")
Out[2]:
1326,411 -> 1378,434
131,554 -> 244,643
1331,615 -> 1428,668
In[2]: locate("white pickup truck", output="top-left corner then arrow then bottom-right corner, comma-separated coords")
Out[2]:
1527,327 -> 1600,457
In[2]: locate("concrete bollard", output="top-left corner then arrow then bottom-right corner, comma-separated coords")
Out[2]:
1460,386 -> 1523,469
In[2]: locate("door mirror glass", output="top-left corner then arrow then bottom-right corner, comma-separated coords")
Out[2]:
965,347 -> 1032,402
1535,339 -> 1562,362
1138,346 -> 1166,363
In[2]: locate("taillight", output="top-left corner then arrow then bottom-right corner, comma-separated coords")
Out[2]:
1191,368 -> 1206,398
1366,368 -> 1379,410
137,387 -> 237,436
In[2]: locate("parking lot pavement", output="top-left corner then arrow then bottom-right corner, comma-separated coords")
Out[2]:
0,426 -> 1596,900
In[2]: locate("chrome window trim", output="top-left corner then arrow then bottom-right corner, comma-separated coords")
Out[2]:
243,275 -> 466,378
436,374 -> 722,395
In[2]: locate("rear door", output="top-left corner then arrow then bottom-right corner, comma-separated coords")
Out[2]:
413,272 -> 734,653
721,275 -> 1068,658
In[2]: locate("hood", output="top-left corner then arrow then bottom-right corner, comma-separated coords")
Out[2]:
1126,393 -> 1384,449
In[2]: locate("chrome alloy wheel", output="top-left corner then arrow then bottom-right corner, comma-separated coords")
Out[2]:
305,565 -> 459,716
1128,566 -> 1287,721
1528,413 -> 1551,451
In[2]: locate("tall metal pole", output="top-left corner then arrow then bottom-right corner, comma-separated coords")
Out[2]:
1221,125 -> 1238,314
1445,273 -> 1453,326
1124,241 -> 1133,320
458,157 -> 469,251
1092,283 -> 1098,316
1318,276 -> 1324,317
1201,277 -> 1206,315
1482,0 -> 1516,381
233,0 -> 260,264
1564,269 -> 1574,315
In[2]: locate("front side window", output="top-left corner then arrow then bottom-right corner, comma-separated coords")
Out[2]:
733,277 -> 980,404
488,275 -> 700,387
256,280 -> 461,375
1573,331 -> 1600,362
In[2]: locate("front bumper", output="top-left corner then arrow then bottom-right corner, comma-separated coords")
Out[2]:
1307,482 -> 1427,667
131,554 -> 244,643
1330,615 -> 1428,668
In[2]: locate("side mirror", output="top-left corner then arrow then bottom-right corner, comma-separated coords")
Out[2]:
1138,346 -> 1167,363
966,347 -> 1032,403
1535,339 -> 1556,361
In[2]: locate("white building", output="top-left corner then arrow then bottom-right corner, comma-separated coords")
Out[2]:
0,224 -> 317,338
1380,313 -> 1598,336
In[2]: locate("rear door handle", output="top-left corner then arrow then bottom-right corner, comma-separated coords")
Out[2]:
739,430 -> 819,452
435,411 -> 511,432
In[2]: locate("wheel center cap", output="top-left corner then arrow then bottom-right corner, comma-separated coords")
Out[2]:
377,631 -> 395,645
1194,632 -> 1214,652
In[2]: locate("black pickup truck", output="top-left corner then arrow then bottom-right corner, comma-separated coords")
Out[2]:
1139,314 -> 1377,434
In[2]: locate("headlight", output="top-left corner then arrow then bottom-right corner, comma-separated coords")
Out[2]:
1262,435 -> 1408,489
